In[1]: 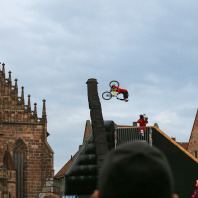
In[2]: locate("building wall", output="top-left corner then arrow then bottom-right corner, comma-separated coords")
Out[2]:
0,64 -> 54,198
0,125 -> 54,198
188,110 -> 198,158
0,124 -> 53,197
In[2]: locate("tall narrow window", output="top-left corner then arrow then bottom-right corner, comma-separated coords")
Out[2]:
194,151 -> 197,158
13,139 -> 26,198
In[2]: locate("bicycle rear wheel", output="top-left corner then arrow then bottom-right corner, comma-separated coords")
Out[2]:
102,91 -> 112,100
109,80 -> 119,87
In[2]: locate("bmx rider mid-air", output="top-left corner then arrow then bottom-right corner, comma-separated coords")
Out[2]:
112,85 -> 129,102
102,80 -> 129,102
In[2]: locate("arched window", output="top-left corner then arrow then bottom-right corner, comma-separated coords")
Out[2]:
13,139 -> 26,198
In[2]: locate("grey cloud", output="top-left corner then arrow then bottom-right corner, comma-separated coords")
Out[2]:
1,0 -> 198,173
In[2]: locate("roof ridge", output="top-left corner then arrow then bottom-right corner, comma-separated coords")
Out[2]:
152,126 -> 198,163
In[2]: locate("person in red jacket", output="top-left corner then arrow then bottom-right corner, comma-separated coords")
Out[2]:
137,114 -> 148,136
112,85 -> 129,102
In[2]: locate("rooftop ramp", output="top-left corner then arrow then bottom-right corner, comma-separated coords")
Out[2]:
117,126 -> 198,198
64,125 -> 198,198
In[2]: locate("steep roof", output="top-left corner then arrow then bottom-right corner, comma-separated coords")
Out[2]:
82,120 -> 92,142
187,109 -> 198,152
189,109 -> 198,138
55,120 -> 92,178
55,153 -> 78,178
3,150 -> 16,170
153,126 -> 198,163
177,142 -> 189,150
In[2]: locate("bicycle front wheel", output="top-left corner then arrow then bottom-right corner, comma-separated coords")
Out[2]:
109,80 -> 119,87
102,91 -> 112,100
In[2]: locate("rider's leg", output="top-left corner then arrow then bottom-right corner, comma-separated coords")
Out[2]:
123,92 -> 129,102
116,93 -> 124,100
140,129 -> 144,136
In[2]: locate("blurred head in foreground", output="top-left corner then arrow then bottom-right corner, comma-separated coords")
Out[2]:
93,142 -> 178,198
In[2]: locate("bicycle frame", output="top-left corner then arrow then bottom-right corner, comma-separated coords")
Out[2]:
102,81 -> 121,101
111,89 -> 117,97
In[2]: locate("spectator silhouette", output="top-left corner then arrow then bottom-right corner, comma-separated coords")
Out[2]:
191,181 -> 198,198
92,142 -> 178,198
192,190 -> 198,198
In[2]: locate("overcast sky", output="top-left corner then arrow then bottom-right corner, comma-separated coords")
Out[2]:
0,0 -> 198,173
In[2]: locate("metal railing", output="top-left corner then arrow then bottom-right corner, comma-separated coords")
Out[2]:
115,127 -> 152,148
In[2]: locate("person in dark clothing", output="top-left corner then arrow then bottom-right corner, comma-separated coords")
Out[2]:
92,142 -> 178,198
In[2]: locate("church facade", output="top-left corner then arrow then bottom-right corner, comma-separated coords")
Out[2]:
0,63 -> 54,198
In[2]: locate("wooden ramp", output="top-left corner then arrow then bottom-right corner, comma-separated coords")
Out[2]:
117,126 -> 198,198
151,126 -> 198,198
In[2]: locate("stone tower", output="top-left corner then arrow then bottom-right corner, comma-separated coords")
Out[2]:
188,109 -> 198,158
0,63 -> 54,198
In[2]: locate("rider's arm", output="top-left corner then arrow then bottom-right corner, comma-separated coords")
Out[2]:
113,85 -> 121,93
137,119 -> 143,124
114,86 -> 128,93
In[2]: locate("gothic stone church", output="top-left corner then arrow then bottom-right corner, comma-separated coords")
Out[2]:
0,63 -> 54,198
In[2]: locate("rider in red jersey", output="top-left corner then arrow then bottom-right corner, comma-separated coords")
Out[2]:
137,114 -> 148,136
112,85 -> 129,102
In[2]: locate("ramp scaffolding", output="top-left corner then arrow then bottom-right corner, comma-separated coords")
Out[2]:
115,127 -> 152,148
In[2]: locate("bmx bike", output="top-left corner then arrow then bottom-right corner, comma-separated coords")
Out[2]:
102,80 -> 122,100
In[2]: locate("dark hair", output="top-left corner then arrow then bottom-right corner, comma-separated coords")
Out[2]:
140,114 -> 143,119
98,142 -> 174,198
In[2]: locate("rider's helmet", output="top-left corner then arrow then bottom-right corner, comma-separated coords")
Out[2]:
143,114 -> 148,122
140,114 -> 144,119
